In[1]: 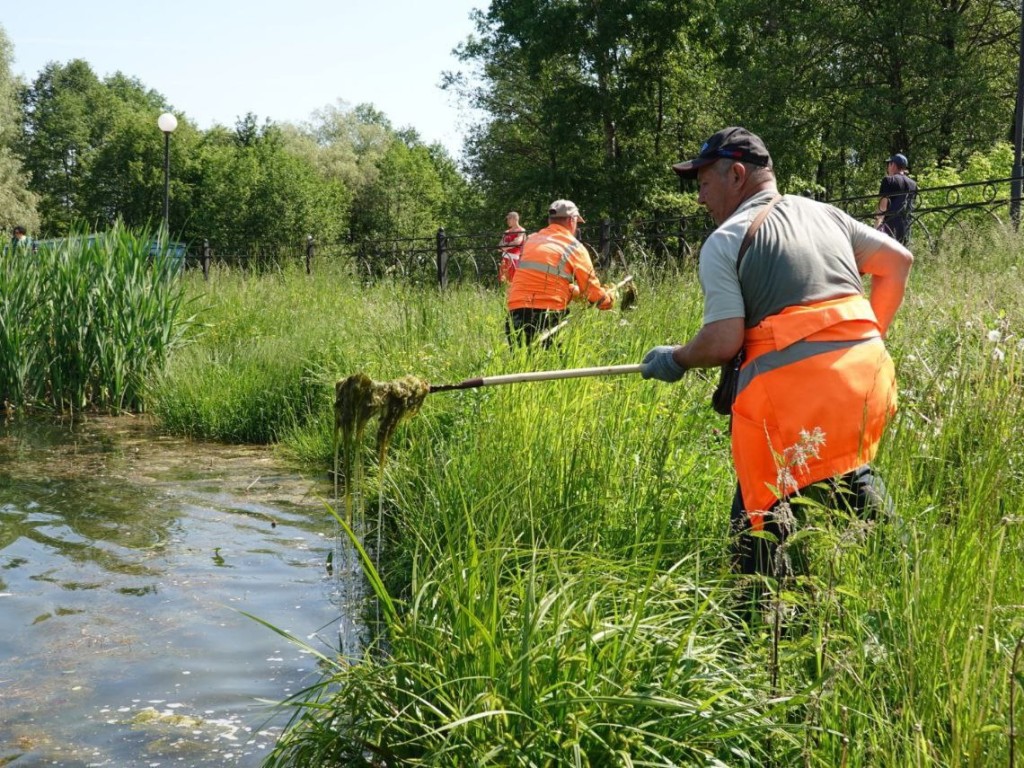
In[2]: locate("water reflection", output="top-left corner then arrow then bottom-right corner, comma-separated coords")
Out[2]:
0,416 -> 355,767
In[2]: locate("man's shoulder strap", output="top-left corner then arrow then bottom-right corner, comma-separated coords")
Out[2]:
736,193 -> 783,273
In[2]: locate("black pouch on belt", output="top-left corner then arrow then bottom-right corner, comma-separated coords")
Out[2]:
711,351 -> 743,416
710,193 -> 782,416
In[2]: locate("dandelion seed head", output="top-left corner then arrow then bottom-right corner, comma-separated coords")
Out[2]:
992,347 -> 1005,363
987,329 -> 1002,343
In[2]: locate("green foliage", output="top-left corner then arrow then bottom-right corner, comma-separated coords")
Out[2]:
16,62 -> 458,255
450,0 -> 1020,219
0,26 -> 38,233
347,139 -> 439,240
20,59 -> 108,234
0,223 -> 193,412
450,0 -> 719,223
299,100 -> 394,191
293,101 -> 478,240
185,116 -> 349,259
915,142 -> 1015,190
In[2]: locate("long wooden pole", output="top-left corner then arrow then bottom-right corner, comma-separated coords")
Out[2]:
429,363 -> 643,393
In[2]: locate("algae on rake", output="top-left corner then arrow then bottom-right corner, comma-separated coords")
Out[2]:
619,281 -> 638,311
333,373 -> 429,523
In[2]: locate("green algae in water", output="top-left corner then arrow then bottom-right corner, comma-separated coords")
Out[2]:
333,373 -> 429,522
372,376 -> 430,463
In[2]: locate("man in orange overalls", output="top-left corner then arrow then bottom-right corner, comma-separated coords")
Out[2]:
640,127 -> 913,578
506,199 -> 616,348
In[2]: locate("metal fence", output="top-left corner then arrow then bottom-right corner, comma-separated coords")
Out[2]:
181,175 -> 1020,285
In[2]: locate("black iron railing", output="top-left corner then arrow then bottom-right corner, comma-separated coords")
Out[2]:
180,175 -> 1020,283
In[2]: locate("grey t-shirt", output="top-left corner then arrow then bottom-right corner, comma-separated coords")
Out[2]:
699,191 -> 891,327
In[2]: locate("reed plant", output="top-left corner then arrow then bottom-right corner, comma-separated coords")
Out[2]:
0,223 -> 191,413
150,224 -> 1024,766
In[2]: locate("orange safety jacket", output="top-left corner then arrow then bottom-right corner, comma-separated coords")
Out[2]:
730,294 -> 897,528
507,223 -> 613,311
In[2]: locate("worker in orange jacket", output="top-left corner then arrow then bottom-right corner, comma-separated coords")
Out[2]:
506,199 -> 616,347
640,127 -> 913,579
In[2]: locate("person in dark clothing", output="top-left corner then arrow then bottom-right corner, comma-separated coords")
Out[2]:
875,153 -> 918,245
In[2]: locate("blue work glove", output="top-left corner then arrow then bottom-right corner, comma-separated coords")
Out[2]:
641,345 -> 686,382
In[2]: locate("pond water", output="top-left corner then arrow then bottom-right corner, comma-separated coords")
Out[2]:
0,417 -> 361,767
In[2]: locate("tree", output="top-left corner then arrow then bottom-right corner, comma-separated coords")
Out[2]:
19,60 -> 106,234
18,60 -> 184,235
284,101 -> 477,242
80,106 -> 201,233
0,25 -> 39,234
453,0 -> 1021,214
185,115 -> 348,257
350,135 -> 447,240
447,0 -> 720,221
715,0 -> 1019,197
300,101 -> 395,192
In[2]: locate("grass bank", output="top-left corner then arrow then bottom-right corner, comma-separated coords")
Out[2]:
151,227 -> 1024,766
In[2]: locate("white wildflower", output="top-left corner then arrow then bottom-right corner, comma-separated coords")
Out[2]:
992,347 -> 1005,363
863,633 -> 888,664
987,329 -> 1002,343
783,427 -> 826,474
776,465 -> 797,494
773,427 -> 827,499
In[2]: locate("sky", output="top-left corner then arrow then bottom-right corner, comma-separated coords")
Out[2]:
3,0 -> 486,156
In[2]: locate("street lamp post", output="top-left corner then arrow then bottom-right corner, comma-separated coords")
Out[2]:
1012,8 -> 1024,228
157,112 -> 178,237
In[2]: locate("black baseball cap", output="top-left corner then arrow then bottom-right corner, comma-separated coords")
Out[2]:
672,127 -> 773,178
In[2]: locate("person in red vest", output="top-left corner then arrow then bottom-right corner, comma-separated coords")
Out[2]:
640,127 -> 913,579
497,211 -> 526,285
505,199 -> 616,347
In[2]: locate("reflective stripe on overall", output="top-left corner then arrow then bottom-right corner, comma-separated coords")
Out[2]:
515,234 -> 576,281
731,294 -> 897,529
506,229 -> 581,311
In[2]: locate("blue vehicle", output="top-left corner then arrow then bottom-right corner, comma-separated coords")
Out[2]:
27,234 -> 189,272
147,240 -> 190,271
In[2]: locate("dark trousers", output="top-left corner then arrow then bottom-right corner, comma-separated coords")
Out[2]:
880,220 -> 911,246
729,464 -> 893,579
505,307 -> 567,349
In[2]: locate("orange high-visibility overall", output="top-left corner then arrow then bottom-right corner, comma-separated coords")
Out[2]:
731,294 -> 897,528
507,223 -> 612,311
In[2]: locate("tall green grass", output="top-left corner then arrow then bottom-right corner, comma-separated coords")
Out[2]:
150,262 -> 499,443
151,227 -> 1024,766
0,224 -> 192,412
